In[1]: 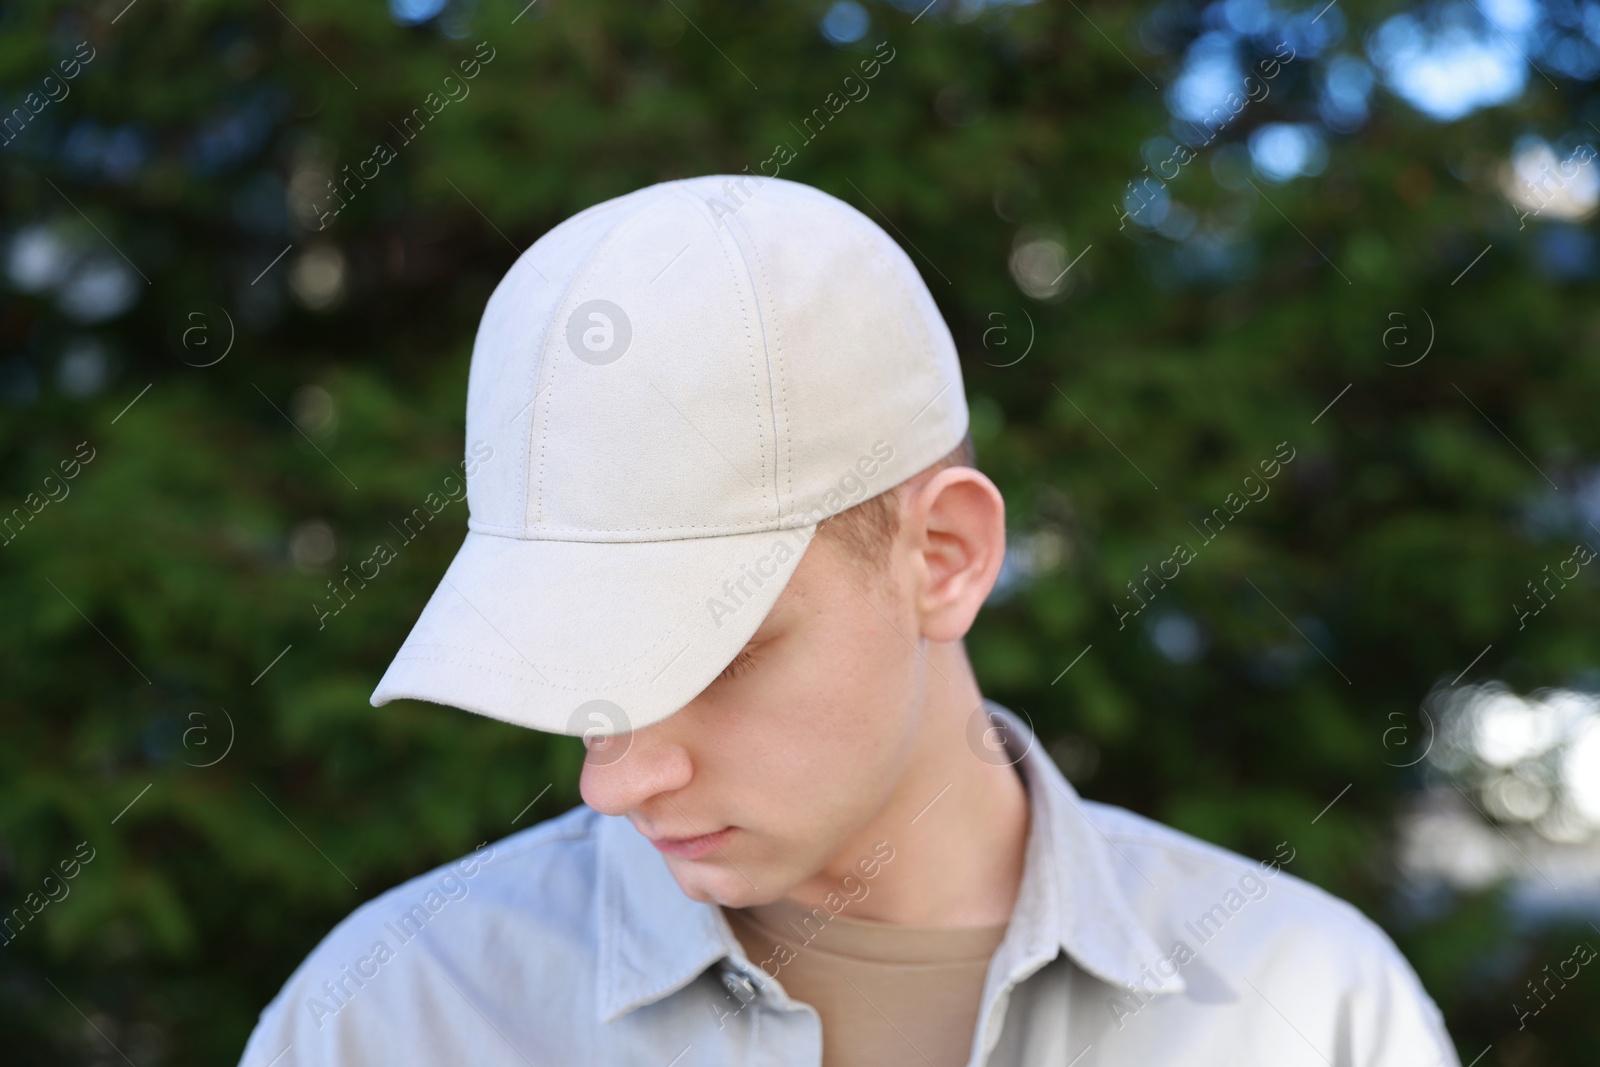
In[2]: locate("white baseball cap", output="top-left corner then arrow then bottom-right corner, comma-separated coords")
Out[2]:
369,175 -> 969,737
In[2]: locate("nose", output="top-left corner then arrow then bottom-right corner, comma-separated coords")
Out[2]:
578,719 -> 695,818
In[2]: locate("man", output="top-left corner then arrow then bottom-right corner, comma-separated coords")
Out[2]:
239,176 -> 1459,1066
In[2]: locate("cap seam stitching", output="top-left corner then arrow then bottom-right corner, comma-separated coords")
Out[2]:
666,185 -> 772,518
387,649 -> 673,688
410,578 -> 724,675
466,516 -> 823,537
525,312 -> 546,529
726,202 -> 792,510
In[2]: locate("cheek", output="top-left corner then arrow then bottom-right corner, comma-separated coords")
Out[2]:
691,539 -> 925,886
713,611 -> 917,835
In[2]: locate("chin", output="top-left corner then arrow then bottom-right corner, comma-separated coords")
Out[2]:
667,862 -> 781,910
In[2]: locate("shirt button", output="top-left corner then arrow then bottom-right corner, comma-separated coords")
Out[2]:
721,968 -> 759,1004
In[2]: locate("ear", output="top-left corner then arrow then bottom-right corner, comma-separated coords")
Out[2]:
899,467 -> 1006,643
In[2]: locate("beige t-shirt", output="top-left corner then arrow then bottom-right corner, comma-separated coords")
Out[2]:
723,897 -> 1008,1067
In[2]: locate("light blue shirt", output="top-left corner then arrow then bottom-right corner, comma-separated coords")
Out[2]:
239,702 -> 1459,1066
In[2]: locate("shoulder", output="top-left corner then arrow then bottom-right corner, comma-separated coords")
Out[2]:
238,805 -> 603,1066
1094,799 -> 1446,991
1083,798 -> 1393,967
1078,799 -> 1455,1060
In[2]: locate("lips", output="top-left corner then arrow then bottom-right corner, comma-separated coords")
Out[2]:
646,826 -> 735,860
651,830 -> 722,846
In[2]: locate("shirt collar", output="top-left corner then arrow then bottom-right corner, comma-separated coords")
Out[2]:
593,697 -> 1182,1023
594,809 -> 733,1023
981,699 -> 1185,999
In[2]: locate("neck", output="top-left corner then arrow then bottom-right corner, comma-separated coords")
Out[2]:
784,639 -> 1031,927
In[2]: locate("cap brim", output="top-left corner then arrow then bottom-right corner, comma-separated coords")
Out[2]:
370,524 -> 816,736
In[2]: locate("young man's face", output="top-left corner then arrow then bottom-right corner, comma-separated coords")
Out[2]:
577,517 -> 932,909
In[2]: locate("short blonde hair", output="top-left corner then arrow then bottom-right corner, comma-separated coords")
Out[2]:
814,432 -> 977,571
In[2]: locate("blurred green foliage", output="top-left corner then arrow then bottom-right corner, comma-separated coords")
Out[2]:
1,0 -> 1598,1063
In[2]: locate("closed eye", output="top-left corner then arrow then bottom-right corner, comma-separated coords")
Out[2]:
717,647 -> 758,682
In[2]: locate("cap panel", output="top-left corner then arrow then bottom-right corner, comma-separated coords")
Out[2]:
464,196 -> 646,535
521,188 -> 786,539
709,190 -> 795,518
724,180 -> 969,522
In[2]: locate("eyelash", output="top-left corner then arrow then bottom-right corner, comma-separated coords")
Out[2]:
718,648 -> 758,681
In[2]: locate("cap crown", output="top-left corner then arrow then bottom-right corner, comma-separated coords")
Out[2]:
463,176 -> 968,543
